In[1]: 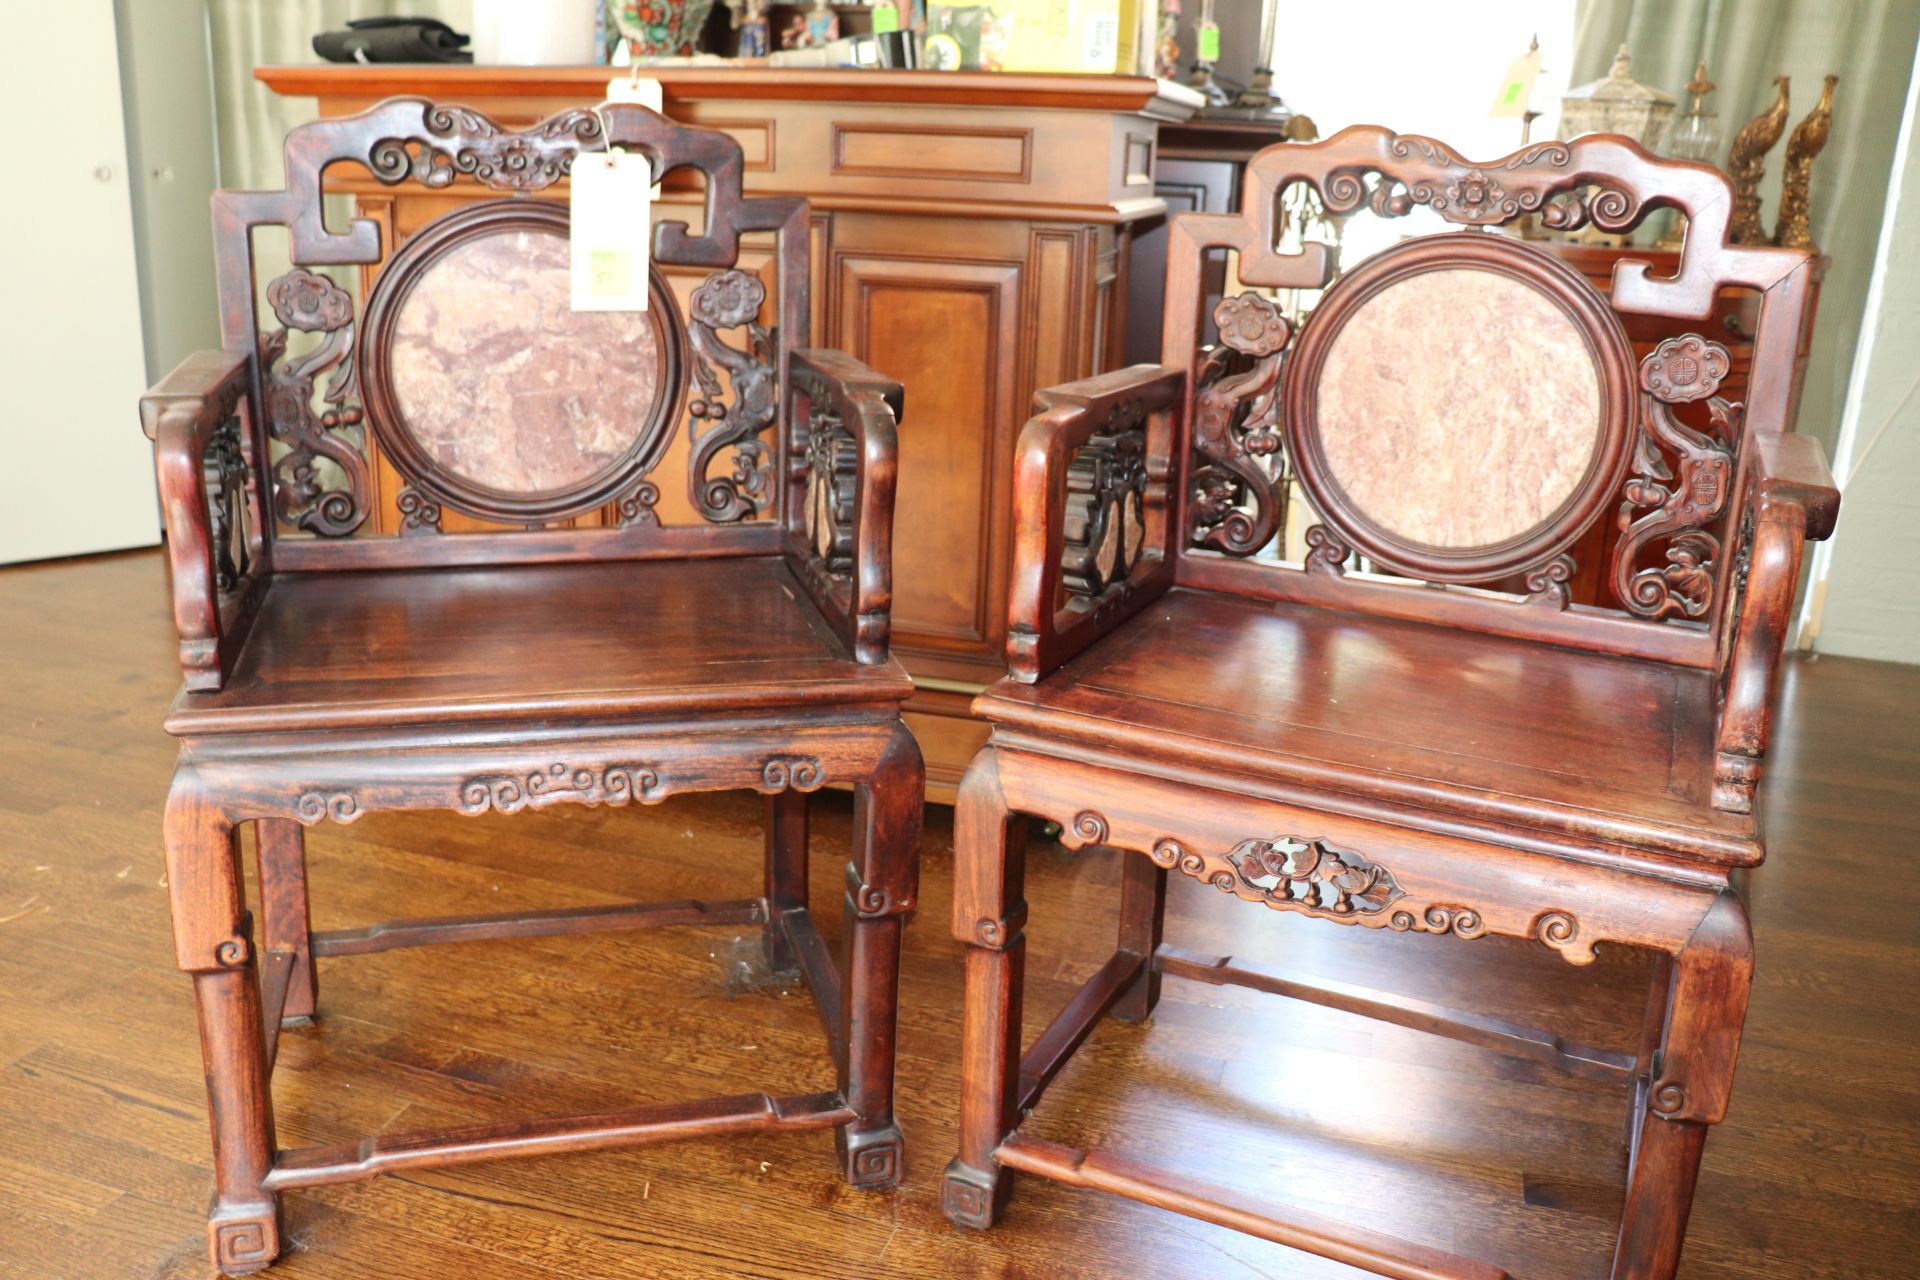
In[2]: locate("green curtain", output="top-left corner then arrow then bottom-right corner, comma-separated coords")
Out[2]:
208,0 -> 474,191
1572,0 -> 1920,454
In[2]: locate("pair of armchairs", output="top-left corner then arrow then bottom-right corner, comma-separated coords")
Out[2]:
145,104 -> 1833,1280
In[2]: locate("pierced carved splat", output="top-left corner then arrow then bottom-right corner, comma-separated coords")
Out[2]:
1321,137 -> 1641,234
687,270 -> 778,522
260,269 -> 370,537
203,415 -> 251,591
368,105 -> 604,192
1060,397 -> 1148,598
1615,335 -> 1738,620
1149,834 -> 1403,920
1188,293 -> 1292,555
803,404 -> 858,576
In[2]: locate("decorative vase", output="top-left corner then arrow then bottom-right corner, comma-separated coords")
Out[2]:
610,0 -> 717,57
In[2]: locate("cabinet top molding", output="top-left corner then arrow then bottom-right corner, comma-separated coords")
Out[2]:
257,66 -> 1205,121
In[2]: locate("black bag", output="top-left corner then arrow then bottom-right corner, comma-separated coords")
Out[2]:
312,17 -> 472,64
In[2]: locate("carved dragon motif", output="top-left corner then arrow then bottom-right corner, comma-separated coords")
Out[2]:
1189,293 -> 1292,555
1615,335 -> 1738,620
260,269 -> 369,537
686,270 -> 778,522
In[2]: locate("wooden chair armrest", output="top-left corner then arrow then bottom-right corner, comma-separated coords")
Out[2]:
1008,364 -> 1185,684
1750,430 -> 1840,540
788,347 -> 904,665
139,349 -> 261,692
1711,432 -> 1840,813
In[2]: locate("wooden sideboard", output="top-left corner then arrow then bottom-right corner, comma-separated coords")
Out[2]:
259,65 -> 1199,801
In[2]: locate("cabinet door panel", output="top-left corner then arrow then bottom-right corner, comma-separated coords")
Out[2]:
836,253 -> 1021,673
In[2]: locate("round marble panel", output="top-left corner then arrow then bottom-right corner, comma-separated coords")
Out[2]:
1314,266 -> 1603,549
385,227 -> 663,495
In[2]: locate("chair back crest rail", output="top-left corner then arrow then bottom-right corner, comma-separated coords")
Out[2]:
1133,124 -> 1821,671
152,97 -> 887,686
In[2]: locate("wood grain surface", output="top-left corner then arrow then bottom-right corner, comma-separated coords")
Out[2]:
0,549 -> 1912,1279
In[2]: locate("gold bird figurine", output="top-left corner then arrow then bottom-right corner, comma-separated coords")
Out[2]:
1775,75 -> 1838,250
1728,76 -> 1790,245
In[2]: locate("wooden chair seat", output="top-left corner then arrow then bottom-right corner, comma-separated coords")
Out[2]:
978,588 -> 1758,868
166,557 -> 912,737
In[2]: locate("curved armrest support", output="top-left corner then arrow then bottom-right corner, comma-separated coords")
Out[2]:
1712,431 -> 1840,812
140,349 -> 259,691
789,347 -> 904,665
1009,364 -> 1184,684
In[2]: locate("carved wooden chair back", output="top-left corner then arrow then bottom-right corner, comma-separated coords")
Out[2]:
1110,127 -> 1821,678
206,96 -> 858,575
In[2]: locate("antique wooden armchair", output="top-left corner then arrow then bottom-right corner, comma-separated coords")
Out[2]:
139,99 -> 920,1275
942,128 -> 1839,1280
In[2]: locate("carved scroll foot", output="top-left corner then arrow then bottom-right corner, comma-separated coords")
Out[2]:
209,1200 -> 280,1276
943,1156 -> 1012,1229
839,1121 -> 906,1191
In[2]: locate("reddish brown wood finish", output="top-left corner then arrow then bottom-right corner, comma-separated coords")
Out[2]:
141,98 -> 922,1276
946,126 -> 1840,1280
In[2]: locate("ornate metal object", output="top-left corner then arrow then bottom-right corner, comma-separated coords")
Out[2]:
1775,75 -> 1837,251
687,270 -> 779,522
369,105 -> 605,192
1614,336 -> 1738,620
1728,77 -> 1791,246
1061,398 -> 1148,598
1188,293 -> 1291,555
260,268 -> 369,537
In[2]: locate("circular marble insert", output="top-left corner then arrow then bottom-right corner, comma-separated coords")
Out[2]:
1314,266 -> 1603,549
386,227 -> 662,495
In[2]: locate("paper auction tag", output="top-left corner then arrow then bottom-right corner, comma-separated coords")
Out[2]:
1489,46 -> 1543,118
1197,21 -> 1220,63
571,150 -> 651,312
605,75 -> 663,111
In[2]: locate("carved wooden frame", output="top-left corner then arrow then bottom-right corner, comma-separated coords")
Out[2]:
357,199 -> 688,526
1158,125 -> 1823,672
1280,233 -> 1637,583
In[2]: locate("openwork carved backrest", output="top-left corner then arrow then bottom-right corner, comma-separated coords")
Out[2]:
210,97 -> 813,566
1154,125 -> 1820,669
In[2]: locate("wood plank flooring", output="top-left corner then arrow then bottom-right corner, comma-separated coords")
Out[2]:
0,550 -> 1913,1279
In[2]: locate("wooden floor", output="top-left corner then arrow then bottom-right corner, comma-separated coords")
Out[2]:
1,550 -> 1914,1280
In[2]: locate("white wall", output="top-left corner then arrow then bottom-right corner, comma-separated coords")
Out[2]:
1807,31 -> 1920,664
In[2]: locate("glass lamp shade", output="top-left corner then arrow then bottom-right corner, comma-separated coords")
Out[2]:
1667,110 -> 1721,164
